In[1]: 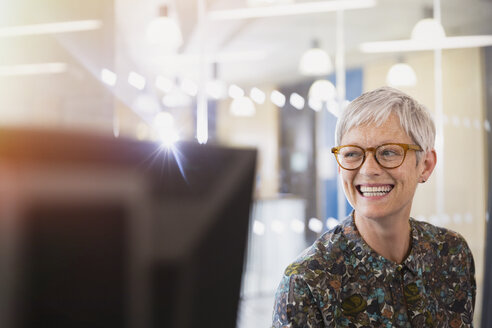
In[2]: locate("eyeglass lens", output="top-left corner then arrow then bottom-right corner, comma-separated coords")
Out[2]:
337,144 -> 406,169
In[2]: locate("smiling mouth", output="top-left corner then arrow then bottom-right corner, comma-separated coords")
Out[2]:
356,185 -> 394,197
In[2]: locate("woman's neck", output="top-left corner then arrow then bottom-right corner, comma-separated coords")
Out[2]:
354,212 -> 412,264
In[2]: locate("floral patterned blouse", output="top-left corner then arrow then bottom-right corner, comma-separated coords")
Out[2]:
272,214 -> 476,327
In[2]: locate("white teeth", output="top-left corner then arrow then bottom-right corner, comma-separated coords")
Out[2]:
360,185 -> 392,193
359,185 -> 392,197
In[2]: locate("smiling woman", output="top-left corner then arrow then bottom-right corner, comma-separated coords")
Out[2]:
272,87 -> 476,327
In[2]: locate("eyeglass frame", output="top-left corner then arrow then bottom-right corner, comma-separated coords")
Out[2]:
331,143 -> 423,170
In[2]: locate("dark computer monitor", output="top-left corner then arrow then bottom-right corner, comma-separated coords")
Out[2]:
0,128 -> 257,328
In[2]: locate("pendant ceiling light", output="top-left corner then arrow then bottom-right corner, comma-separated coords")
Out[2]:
360,4 -> 492,53
230,96 -> 256,117
411,18 -> 446,41
146,5 -> 183,50
299,39 -> 332,76
308,79 -> 336,111
386,62 -> 417,87
309,79 -> 336,102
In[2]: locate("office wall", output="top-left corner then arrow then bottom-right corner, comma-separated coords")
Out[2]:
216,86 -> 280,199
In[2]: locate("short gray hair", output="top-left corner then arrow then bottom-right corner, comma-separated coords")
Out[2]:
335,86 -> 436,161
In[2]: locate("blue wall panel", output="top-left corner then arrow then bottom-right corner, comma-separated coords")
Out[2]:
323,68 -> 363,222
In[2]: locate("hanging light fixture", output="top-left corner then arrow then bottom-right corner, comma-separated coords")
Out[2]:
230,96 -> 256,117
146,4 -> 183,50
289,93 -> 305,110
360,4 -> 492,53
299,39 -> 332,76
250,87 -> 266,104
386,61 -> 417,87
411,18 -> 446,41
309,79 -> 335,102
308,79 -> 336,111
411,6 -> 444,41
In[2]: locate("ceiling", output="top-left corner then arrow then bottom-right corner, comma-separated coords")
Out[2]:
1,0 -> 492,130
118,0 -> 492,87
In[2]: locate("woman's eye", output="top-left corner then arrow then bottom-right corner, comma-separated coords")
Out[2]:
379,148 -> 403,158
344,152 -> 361,158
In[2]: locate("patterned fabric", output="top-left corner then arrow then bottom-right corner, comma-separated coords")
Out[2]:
272,214 -> 476,328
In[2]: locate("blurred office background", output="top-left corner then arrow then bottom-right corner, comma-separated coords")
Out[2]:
1,0 -> 492,326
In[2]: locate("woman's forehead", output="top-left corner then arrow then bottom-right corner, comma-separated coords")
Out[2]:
341,114 -> 412,144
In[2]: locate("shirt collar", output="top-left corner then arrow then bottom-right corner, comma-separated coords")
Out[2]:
341,212 -> 424,277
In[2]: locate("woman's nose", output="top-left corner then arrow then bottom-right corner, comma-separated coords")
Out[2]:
359,152 -> 383,175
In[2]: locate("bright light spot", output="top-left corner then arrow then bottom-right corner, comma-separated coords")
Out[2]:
133,93 -> 161,115
128,71 -> 146,90
485,120 -> 491,132
309,79 -> 336,102
250,87 -> 266,104
153,112 -> 179,148
113,118 -> 119,138
326,217 -> 339,230
228,84 -> 245,99
153,111 -> 174,129
155,76 -> 174,93
197,98 -> 208,144
411,18 -> 446,41
180,78 -> 198,96
452,213 -> 462,224
290,219 -> 305,233
386,63 -> 417,87
299,48 -> 332,76
270,90 -> 286,107
271,220 -> 285,234
464,212 -> 473,223
290,152 -> 308,172
146,16 -> 183,50
289,92 -> 305,110
308,98 -> 323,111
158,129 -> 180,148
308,217 -> 323,233
207,79 -> 227,99
253,220 -> 265,236
230,96 -> 256,117
101,68 -> 117,86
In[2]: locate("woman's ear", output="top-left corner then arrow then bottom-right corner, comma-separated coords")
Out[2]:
419,149 -> 437,183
